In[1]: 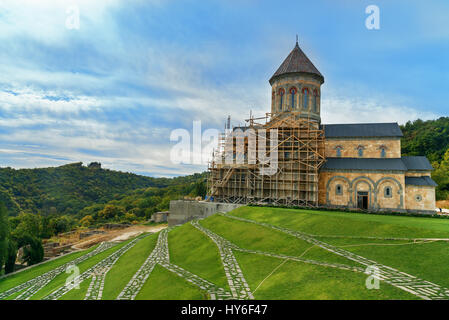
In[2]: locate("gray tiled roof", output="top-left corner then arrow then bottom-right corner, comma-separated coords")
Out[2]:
269,42 -> 324,84
405,176 -> 438,187
402,156 -> 434,171
322,123 -> 403,138
321,158 -> 407,171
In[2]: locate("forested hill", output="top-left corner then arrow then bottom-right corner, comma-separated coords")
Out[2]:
0,162 -> 204,216
401,117 -> 449,163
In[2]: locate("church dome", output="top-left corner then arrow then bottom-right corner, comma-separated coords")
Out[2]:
269,41 -> 324,85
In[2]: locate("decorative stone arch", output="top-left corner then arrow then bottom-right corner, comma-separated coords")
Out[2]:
352,176 -> 375,210
374,177 -> 404,209
326,176 -> 352,206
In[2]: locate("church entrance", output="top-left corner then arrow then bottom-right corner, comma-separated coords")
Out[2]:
357,191 -> 369,210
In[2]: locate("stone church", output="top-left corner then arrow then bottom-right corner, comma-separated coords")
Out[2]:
208,41 -> 436,214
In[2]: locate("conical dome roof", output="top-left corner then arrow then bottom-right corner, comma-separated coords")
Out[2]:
269,42 -> 324,84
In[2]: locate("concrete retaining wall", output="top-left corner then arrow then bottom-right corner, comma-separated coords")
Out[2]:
168,200 -> 242,226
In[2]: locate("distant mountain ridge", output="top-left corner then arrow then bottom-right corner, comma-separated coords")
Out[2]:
0,162 -> 198,216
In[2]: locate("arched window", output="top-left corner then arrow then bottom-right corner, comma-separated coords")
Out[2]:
381,147 -> 386,158
336,184 -> 343,195
289,87 -> 297,109
302,88 -> 309,109
313,89 -> 318,112
279,88 -> 285,111
357,146 -> 364,157
336,146 -> 342,157
384,186 -> 392,198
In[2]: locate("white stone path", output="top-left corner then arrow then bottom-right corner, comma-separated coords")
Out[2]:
117,228 -> 232,300
192,219 -> 364,274
220,213 -> 449,300
0,241 -> 115,300
43,235 -> 145,300
191,220 -> 254,299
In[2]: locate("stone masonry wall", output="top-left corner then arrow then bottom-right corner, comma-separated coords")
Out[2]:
325,138 -> 401,158
405,185 -> 436,212
319,171 -> 405,211
168,200 -> 242,226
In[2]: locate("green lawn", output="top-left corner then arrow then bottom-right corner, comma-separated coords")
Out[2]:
31,238 -> 135,300
135,264 -> 207,300
321,237 -> 449,288
227,206 -> 449,238
234,251 -> 418,300
59,279 -> 91,300
168,223 -> 229,290
102,233 -> 158,300
200,215 -> 361,267
3,206 -> 449,300
0,244 -> 99,294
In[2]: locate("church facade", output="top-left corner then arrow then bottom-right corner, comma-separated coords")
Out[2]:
208,41 -> 436,214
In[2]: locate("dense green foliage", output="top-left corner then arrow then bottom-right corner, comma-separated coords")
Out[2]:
0,204 -> 9,273
401,117 -> 449,162
0,162 -> 199,217
400,117 -> 449,200
431,149 -> 449,200
0,162 -> 206,274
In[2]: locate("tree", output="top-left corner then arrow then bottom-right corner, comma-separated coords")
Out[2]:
13,212 -> 42,239
17,234 -> 44,266
432,148 -> 449,200
0,203 -> 9,273
80,215 -> 94,227
5,240 -> 17,274
98,205 -> 125,220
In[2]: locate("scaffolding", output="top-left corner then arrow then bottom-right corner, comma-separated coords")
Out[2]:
207,113 -> 326,206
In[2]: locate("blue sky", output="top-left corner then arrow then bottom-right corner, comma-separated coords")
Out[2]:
0,0 -> 448,177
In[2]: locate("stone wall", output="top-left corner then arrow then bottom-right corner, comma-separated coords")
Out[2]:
168,200 -> 242,226
319,171 -> 405,211
325,138 -> 401,158
405,185 -> 436,212
270,74 -> 322,119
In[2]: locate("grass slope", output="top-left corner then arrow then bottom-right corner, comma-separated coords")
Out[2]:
135,264 -> 206,300
31,238 -> 135,300
101,233 -> 158,300
168,223 -> 229,290
228,206 -> 449,238
0,244 -> 99,293
200,215 -> 360,267
234,251 -> 418,300
3,206 -> 449,300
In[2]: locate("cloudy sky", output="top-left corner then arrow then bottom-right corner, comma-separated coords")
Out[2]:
0,0 -> 448,177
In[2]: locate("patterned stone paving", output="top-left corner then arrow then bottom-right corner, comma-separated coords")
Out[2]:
220,212 -> 449,300
83,235 -> 149,300
43,235 -> 145,300
0,242 -> 114,300
192,219 -> 363,274
117,228 -> 232,300
191,220 -> 254,299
